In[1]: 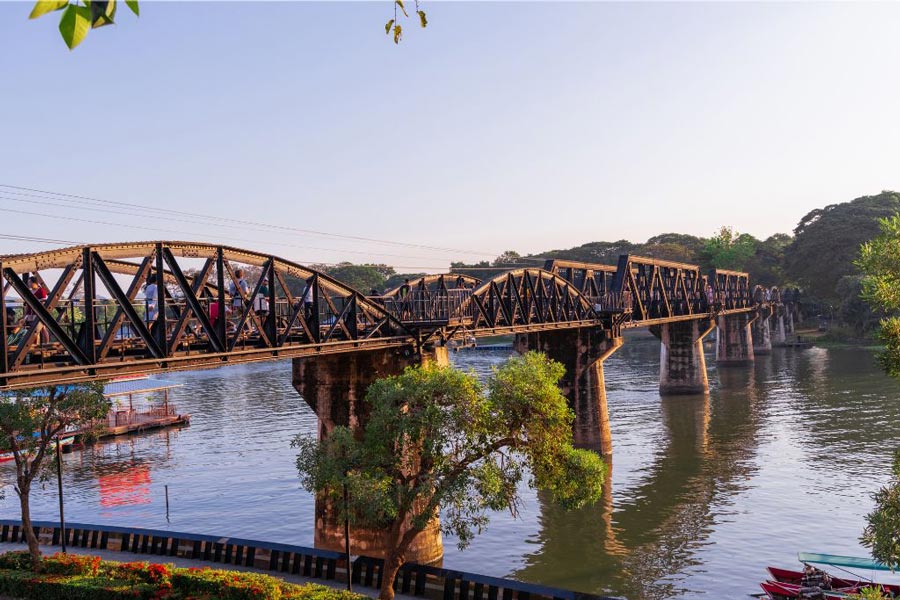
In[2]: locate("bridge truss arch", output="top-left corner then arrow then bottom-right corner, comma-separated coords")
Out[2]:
0,242 -> 410,389
447,268 -> 610,333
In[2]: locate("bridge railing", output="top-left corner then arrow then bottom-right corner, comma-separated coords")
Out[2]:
379,289 -> 474,325
3,293 -> 386,354
585,291 -> 632,314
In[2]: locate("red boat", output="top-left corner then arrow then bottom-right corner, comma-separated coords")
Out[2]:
760,580 -> 854,600
767,565 -> 900,596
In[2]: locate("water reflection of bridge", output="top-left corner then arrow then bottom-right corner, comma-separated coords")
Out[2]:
513,360 -> 766,600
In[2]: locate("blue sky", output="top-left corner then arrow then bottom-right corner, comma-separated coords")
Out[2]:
2,1 -> 899,271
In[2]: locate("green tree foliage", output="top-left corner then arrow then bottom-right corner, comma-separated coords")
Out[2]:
311,263 -> 397,295
0,383 -> 110,568
858,214 -> 900,376
28,0 -> 139,50
293,352 -> 605,600
741,233 -> 791,287
450,251 -> 528,281
861,450 -> 900,568
700,226 -> 757,271
492,250 -> 522,266
787,191 -> 900,304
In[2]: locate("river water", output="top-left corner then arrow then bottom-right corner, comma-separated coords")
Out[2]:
1,331 -> 898,599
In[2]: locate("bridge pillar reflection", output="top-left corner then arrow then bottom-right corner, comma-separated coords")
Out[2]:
751,309 -> 772,355
292,345 -> 448,565
652,319 -> 715,395
513,328 -> 621,456
715,313 -> 757,366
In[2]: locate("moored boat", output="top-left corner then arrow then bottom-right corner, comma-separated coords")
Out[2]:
767,565 -> 899,596
0,433 -> 75,463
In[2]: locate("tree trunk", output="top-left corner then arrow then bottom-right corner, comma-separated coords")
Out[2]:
17,484 -> 41,570
379,549 -> 404,600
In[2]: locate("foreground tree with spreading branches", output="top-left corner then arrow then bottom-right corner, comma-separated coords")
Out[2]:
293,351 -> 606,600
858,215 -> 900,377
0,383 -> 109,568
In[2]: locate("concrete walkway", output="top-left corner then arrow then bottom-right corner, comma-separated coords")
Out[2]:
0,542 -> 408,600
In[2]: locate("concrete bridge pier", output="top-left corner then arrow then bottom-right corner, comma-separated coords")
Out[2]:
716,313 -> 757,366
773,309 -> 787,346
651,319 -> 715,395
752,311 -> 772,355
513,328 -> 622,456
292,345 -> 448,564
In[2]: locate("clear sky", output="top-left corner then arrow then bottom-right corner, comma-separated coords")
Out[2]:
2,1 -> 899,271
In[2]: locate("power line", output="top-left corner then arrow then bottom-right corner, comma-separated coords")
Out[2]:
0,206 -> 456,268
0,232 -> 455,272
0,183 -> 497,258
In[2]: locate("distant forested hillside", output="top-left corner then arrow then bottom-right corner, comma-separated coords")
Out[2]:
316,191 -> 900,336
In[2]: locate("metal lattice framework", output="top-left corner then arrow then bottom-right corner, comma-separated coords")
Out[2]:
550,256 -> 754,326
0,242 -> 761,389
382,274 -> 481,299
450,269 -> 601,332
0,242 -> 410,389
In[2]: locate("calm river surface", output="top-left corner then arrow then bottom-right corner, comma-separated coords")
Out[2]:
2,332 -> 899,599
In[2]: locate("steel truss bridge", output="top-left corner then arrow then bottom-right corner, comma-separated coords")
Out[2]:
0,242 -> 758,389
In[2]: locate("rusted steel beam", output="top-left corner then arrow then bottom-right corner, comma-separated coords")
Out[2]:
543,259 -> 618,273
3,268 -> 89,366
92,252 -> 164,359
97,256 -> 153,361
0,261 -> 7,380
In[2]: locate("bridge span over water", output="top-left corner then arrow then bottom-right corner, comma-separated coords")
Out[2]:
0,241 -> 797,564
0,241 -> 784,390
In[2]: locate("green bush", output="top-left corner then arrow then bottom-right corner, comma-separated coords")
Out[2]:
0,550 -> 32,570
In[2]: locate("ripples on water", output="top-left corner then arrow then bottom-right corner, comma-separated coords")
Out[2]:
2,332 -> 899,599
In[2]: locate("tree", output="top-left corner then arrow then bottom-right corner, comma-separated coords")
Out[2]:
787,191 -> 900,304
700,226 -> 757,271
0,383 -> 110,568
861,450 -> 900,568
858,214 -> 900,377
741,233 -> 792,287
293,352 -> 606,600
311,262 -> 397,294
492,250 -> 522,267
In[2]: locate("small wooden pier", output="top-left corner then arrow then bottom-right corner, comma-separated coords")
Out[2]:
70,377 -> 190,445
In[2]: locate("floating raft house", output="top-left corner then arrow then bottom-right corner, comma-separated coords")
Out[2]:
71,377 -> 190,443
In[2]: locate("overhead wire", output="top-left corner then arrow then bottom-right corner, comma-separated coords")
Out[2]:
0,206 -> 456,269
0,183 -> 499,258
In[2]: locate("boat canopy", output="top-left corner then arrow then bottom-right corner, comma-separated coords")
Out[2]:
103,377 -> 182,398
799,552 -> 895,572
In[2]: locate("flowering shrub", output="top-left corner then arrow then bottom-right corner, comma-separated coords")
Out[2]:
117,561 -> 173,586
171,566 -> 281,600
42,552 -> 101,576
0,550 -> 366,600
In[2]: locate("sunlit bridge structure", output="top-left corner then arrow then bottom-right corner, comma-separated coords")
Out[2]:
0,240 -> 798,564
0,242 -> 769,390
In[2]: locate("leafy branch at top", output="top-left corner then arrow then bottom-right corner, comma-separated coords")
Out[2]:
386,0 -> 427,45
29,0 -> 139,50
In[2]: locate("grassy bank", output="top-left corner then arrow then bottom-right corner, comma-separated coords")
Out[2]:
0,551 -> 364,600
